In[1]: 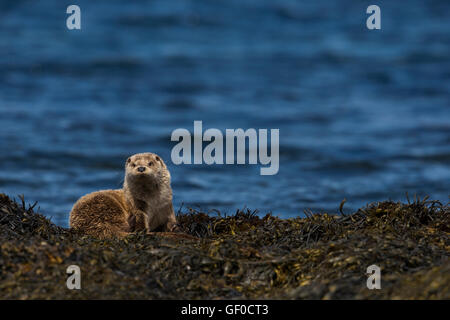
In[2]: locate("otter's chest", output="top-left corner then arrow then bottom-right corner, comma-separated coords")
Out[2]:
136,198 -> 166,217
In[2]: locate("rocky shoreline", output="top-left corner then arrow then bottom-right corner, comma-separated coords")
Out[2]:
0,193 -> 448,299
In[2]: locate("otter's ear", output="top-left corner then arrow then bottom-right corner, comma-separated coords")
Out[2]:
126,157 -> 131,165
155,155 -> 165,167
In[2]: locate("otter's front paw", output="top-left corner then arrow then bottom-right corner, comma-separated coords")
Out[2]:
128,211 -> 149,232
165,221 -> 179,232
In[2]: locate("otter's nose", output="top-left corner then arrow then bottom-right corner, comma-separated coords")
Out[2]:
137,166 -> 146,173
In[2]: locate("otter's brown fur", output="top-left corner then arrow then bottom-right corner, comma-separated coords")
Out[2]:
69,153 -> 177,238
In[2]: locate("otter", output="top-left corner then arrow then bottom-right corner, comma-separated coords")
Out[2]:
69,153 -> 177,238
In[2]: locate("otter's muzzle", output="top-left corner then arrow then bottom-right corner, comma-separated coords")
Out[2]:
137,167 -> 146,173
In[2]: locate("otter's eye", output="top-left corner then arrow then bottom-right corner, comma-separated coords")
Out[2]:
148,161 -> 154,166
131,163 -> 136,168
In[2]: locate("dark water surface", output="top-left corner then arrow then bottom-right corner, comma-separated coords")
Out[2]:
1,0 -> 449,227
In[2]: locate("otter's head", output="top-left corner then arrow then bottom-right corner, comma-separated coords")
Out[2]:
124,153 -> 170,189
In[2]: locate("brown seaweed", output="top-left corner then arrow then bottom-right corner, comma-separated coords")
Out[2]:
0,193 -> 448,299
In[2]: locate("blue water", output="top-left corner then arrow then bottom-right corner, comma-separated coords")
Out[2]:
1,0 -> 449,227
